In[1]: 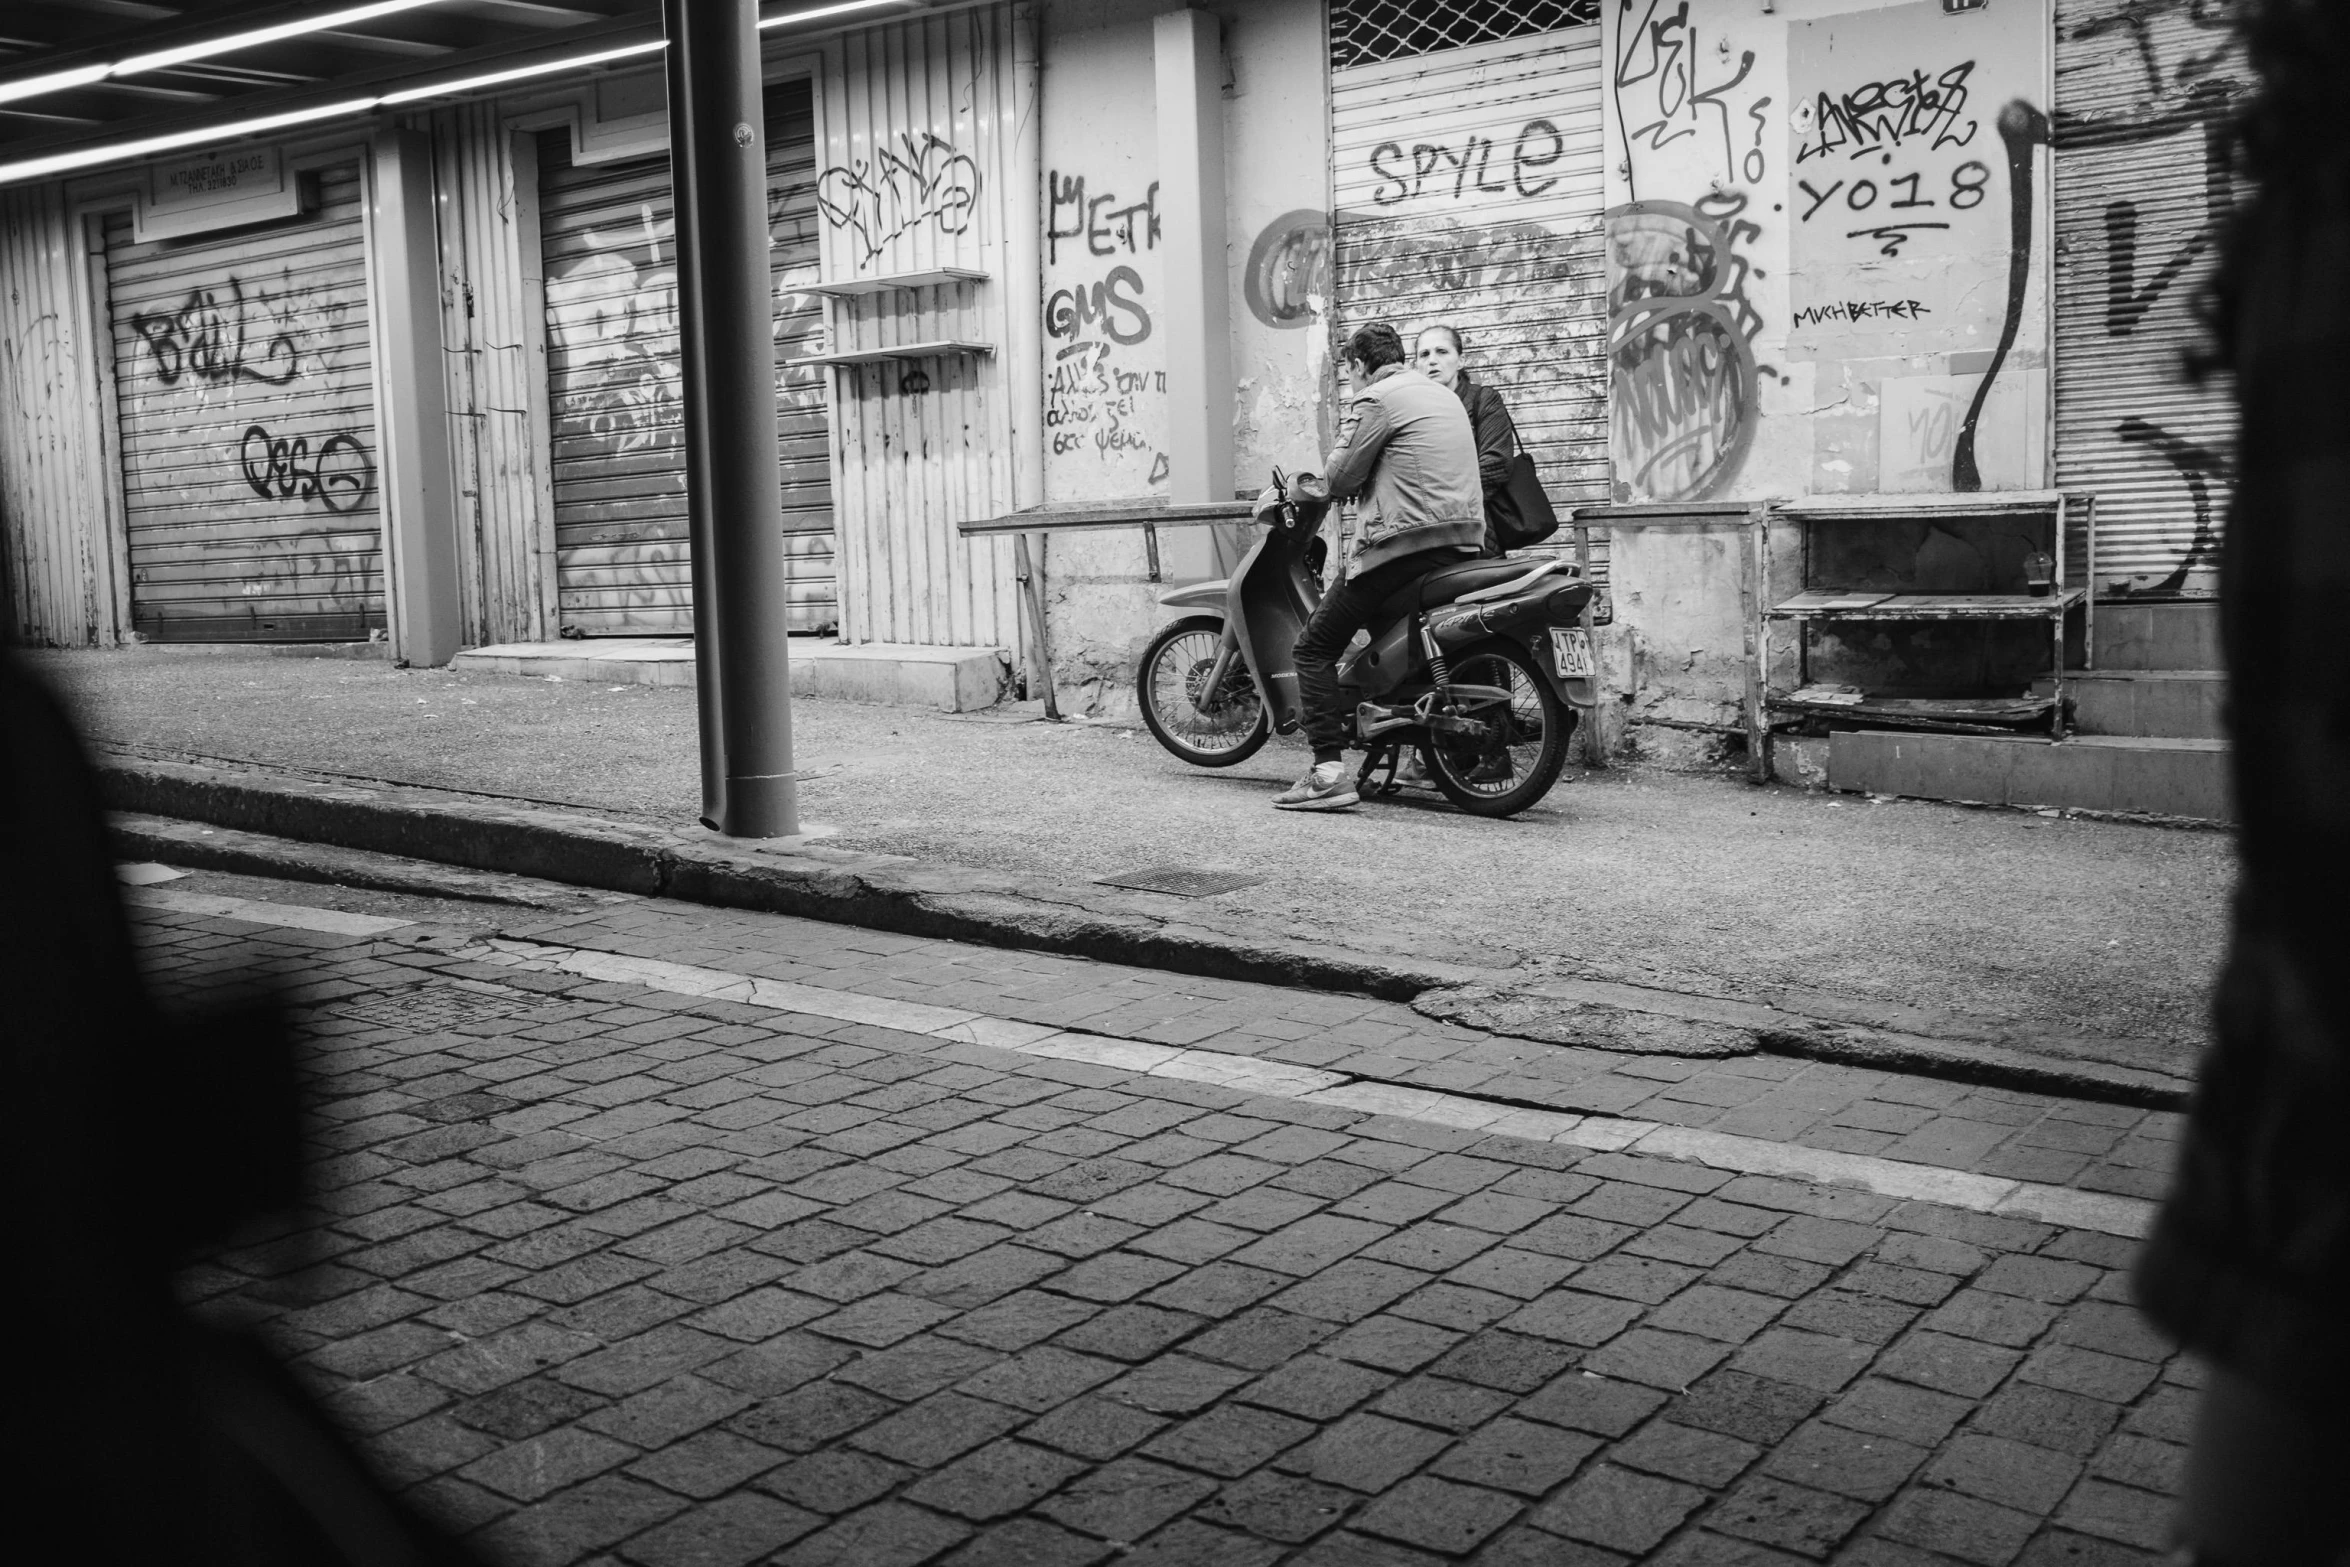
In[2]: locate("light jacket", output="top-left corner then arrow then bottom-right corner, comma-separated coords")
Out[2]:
1319,363 -> 1485,576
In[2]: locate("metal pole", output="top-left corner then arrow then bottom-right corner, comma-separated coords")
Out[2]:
664,5 -> 723,829
1014,531 -> 1060,721
664,0 -> 798,836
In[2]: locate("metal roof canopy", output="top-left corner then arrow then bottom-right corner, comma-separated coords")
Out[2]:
0,3 -> 653,159
0,0 -> 928,176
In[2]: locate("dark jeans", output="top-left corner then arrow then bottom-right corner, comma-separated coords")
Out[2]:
1293,554 -> 1442,756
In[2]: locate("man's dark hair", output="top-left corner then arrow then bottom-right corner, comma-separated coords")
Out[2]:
1345,323 -> 1406,372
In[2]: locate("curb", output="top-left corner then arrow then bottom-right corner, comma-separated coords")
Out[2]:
1416,980 -> 2192,1112
112,812 -> 620,912
98,755 -> 1496,1002
99,753 -> 2195,1113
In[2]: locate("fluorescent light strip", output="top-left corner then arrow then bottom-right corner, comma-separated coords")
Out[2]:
0,33 -> 663,183
0,64 -> 112,108
0,0 -> 926,187
759,0 -> 915,30
0,97 -> 375,186
114,1 -> 449,78
377,38 -> 665,105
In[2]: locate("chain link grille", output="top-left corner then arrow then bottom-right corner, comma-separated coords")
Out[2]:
1330,0 -> 1599,69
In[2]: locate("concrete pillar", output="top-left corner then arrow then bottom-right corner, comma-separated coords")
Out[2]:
1153,8 -> 1232,580
370,128 -> 463,666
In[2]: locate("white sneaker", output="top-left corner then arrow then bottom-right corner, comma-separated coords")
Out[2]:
1273,759 -> 1359,811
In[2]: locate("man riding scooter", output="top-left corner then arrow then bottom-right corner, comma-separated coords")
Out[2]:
1274,322 -> 1488,811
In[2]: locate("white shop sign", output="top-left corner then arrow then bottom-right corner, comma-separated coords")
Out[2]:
135,143 -> 305,242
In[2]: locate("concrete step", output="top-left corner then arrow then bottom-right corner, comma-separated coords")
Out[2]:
450,638 -> 1012,710
2037,669 -> 2226,740
2095,601 -> 2220,671
1830,729 -> 2230,820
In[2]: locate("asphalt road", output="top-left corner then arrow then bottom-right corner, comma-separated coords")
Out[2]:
40,650 -> 2232,1079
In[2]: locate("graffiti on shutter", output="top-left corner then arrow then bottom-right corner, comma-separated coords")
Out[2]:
2053,0 -> 2250,599
540,78 -> 836,637
106,161 -> 384,642
1331,18 -> 1610,579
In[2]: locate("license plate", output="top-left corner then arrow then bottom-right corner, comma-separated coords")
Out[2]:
1552,627 -> 1593,680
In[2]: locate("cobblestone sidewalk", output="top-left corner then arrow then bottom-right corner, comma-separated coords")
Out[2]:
487,902 -> 2182,1205
140,876 -> 2191,1567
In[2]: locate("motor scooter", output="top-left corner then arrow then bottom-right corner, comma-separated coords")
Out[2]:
1134,471 -> 1598,817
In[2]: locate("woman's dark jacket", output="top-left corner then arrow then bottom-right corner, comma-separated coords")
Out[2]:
1453,369 -> 1521,554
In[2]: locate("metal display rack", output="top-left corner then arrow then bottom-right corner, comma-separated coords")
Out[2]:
1758,491 -> 2096,739
804,269 -> 993,366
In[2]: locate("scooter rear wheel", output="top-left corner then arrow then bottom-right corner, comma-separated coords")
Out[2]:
1421,640 -> 1571,817
1137,615 -> 1270,767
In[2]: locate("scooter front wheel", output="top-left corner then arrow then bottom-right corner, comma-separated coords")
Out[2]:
1137,615 -> 1270,767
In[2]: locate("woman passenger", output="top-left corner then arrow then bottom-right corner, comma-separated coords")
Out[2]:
1414,324 -> 1519,556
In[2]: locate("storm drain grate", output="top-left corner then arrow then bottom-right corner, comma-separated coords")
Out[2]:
332,981 -> 557,1031
1094,866 -> 1267,898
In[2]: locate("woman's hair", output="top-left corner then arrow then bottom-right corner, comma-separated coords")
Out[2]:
1415,324 -> 1466,356
1344,323 -> 1406,371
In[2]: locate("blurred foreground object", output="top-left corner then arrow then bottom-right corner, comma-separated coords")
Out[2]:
2132,2 -> 2350,1561
0,650 -> 478,1565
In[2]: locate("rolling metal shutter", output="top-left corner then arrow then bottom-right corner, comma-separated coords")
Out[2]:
105,161 -> 384,642
538,79 -> 834,636
2051,1 -> 2247,599
1329,9 -> 1608,578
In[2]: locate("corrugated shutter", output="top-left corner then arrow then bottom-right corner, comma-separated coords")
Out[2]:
538,79 -> 835,636
105,161 -> 384,642
1330,23 -> 1609,578
2052,0 -> 2249,599
816,2 -> 1025,653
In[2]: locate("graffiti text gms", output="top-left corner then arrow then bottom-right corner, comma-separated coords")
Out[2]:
1046,266 -> 1151,347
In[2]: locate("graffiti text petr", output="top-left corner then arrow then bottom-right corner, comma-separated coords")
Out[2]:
1046,172 -> 1158,265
